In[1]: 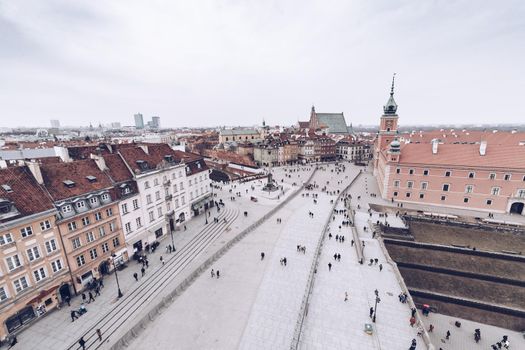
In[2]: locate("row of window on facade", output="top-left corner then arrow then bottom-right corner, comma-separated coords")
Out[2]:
393,180 -> 525,198
3,238 -> 60,272
392,191 -> 495,205
396,168 -> 525,181
0,257 -> 64,302
0,218 -> 54,244
70,220 -> 118,250
143,172 -> 208,191
66,208 -> 114,232
74,237 -> 120,268
60,193 -> 111,215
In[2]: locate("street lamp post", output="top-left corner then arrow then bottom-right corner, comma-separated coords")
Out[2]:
372,289 -> 380,323
169,218 -> 175,250
111,254 -> 123,298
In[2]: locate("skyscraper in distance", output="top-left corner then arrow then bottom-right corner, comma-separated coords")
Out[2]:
134,113 -> 144,129
151,116 -> 160,129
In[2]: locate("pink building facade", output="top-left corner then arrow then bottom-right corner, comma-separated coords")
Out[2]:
374,82 -> 525,215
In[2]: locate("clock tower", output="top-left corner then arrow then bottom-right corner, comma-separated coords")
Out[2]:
378,74 -> 399,149
374,74 -> 400,172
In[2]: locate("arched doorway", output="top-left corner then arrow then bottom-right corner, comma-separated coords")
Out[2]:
510,202 -> 524,214
59,283 -> 71,300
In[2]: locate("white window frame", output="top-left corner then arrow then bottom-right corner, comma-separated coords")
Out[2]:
13,276 -> 29,294
51,259 -> 63,273
33,267 -> 47,282
20,226 -> 33,238
0,233 -> 14,246
45,239 -> 58,254
40,220 -> 51,231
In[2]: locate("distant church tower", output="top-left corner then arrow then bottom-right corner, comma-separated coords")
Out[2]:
374,74 -> 400,172
309,105 -> 318,130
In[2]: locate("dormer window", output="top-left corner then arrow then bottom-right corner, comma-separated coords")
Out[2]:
101,193 -> 110,201
62,205 -> 72,213
76,201 -> 86,209
136,160 -> 149,171
63,180 -> 76,188
186,166 -> 190,173
164,155 -> 174,163
89,197 -> 98,205
1,184 -> 13,193
0,199 -> 12,214
86,175 -> 97,183
197,162 -> 202,169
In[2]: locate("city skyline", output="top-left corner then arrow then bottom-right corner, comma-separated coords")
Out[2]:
1,1 -> 524,128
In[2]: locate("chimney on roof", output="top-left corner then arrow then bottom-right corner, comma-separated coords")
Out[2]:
479,141 -> 487,156
431,139 -> 439,155
25,161 -> 43,184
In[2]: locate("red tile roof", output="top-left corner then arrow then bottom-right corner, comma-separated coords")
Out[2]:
40,160 -> 114,201
0,166 -> 55,219
396,142 -> 525,170
102,154 -> 133,183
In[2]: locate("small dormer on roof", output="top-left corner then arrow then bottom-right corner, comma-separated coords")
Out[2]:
383,73 -> 398,115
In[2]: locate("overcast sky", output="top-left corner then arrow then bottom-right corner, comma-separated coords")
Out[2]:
1,0 -> 524,128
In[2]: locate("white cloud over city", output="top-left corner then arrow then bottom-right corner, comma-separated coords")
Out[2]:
0,0 -> 524,127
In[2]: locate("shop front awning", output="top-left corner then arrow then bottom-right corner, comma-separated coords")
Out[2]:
26,285 -> 59,305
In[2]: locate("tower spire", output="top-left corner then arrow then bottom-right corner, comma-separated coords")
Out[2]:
390,73 -> 396,95
384,73 -> 398,115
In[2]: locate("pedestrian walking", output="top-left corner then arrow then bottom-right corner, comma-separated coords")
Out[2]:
409,338 -> 417,350
95,286 -> 101,296
88,292 -> 95,303
409,316 -> 416,327
141,267 -> 145,277
344,292 -> 348,302
65,296 -> 71,307
446,330 -> 451,340
82,293 -> 86,303
329,233 -> 332,240
96,328 -> 102,341
160,256 -> 164,265
328,262 -> 332,271
261,252 -> 265,260
145,259 -> 149,268
133,272 -> 138,281
283,257 -> 287,266
379,264 -> 383,272
78,337 -> 86,350
211,269 -> 215,278
99,277 -> 104,288
351,239 -> 354,246
411,307 -> 417,317
369,307 -> 374,318
428,324 -> 434,332
71,310 -> 78,322
184,225 -> 187,231
216,270 -> 220,279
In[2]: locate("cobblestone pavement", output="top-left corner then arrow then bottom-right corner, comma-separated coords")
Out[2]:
14,166 -> 311,350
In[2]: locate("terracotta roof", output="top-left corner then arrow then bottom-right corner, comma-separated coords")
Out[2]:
0,166 -> 55,219
401,130 -> 525,145
118,144 -> 181,174
40,159 -> 113,201
395,142 -> 525,170
102,154 -> 133,183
